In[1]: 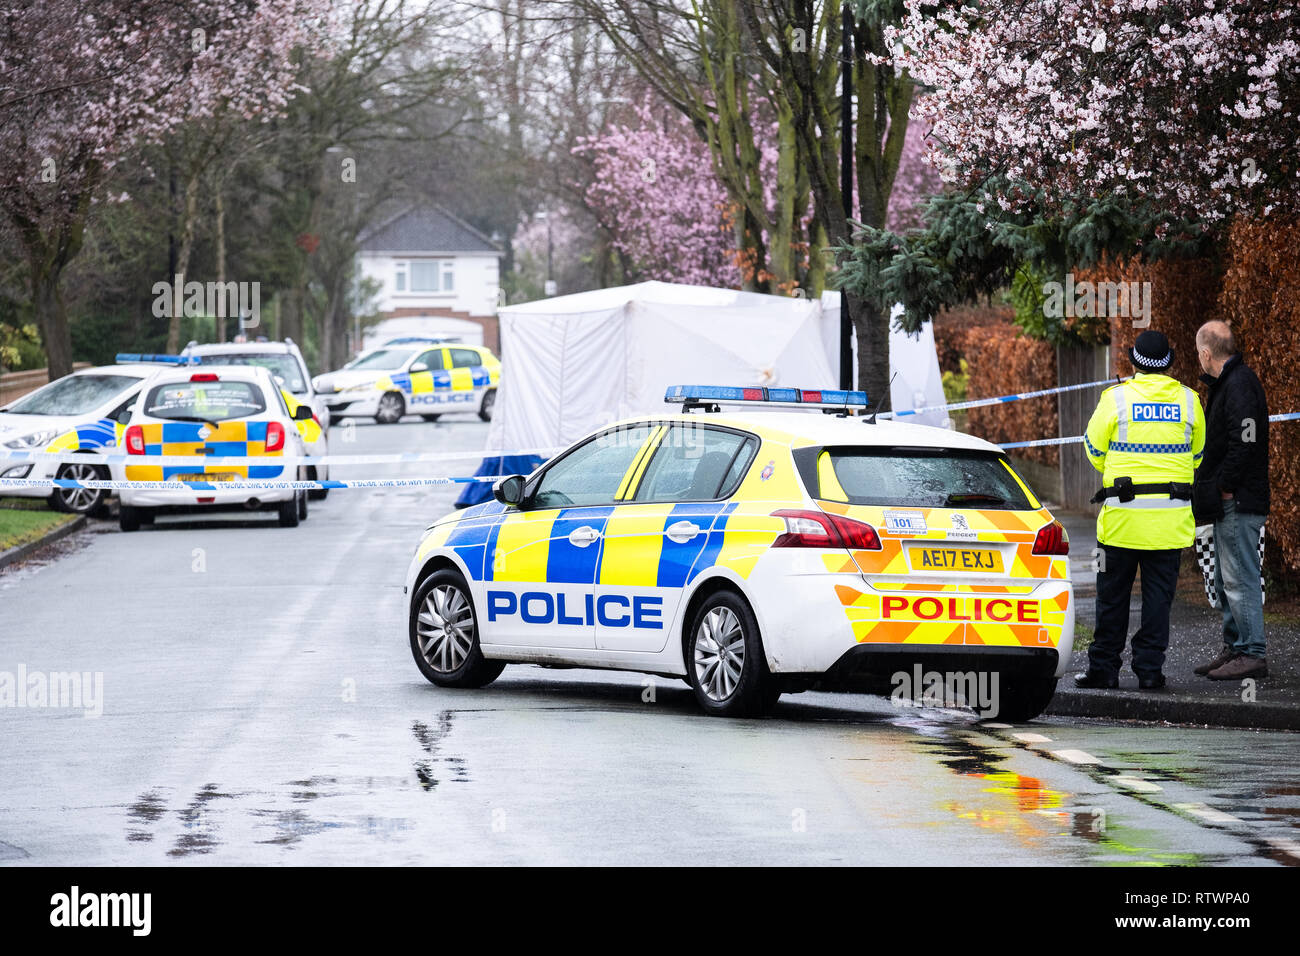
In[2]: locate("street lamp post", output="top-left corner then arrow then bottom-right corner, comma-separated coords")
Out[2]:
840,5 -> 854,392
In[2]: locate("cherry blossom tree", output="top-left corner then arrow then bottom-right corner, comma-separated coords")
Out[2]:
889,0 -> 1299,224
0,0 -> 332,376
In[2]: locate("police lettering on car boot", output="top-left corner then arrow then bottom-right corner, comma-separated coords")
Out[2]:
1075,330 -> 1206,690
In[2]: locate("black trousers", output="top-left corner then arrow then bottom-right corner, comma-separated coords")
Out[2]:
1088,545 -> 1182,678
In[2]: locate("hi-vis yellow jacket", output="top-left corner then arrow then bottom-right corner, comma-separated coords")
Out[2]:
1085,373 -> 1206,550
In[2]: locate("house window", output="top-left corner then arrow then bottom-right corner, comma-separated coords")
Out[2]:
407,259 -> 453,293
395,263 -> 406,291
442,261 -> 454,291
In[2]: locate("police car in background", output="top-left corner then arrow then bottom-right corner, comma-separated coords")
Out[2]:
314,340 -> 499,425
180,338 -> 331,499
0,361 -> 164,515
113,364 -> 313,531
403,386 -> 1074,721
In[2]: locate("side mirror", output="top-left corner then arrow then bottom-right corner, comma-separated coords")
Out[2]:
293,405 -> 314,421
410,362 -> 428,372
493,474 -> 526,507
114,407 -> 134,425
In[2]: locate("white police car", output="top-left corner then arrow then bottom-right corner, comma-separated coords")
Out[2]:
403,386 -> 1074,720
315,342 -> 500,425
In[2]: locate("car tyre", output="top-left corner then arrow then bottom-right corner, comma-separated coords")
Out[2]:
375,392 -> 405,425
297,489 -> 308,521
50,459 -> 108,516
420,413 -> 441,423
982,675 -> 1058,722
278,495 -> 300,527
686,590 -> 779,717
119,505 -> 147,532
307,467 -> 328,501
478,388 -> 496,422
410,570 -> 505,688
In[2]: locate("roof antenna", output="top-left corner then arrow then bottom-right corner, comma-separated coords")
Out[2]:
865,372 -> 898,424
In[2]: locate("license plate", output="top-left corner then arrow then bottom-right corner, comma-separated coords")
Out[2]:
175,473 -> 235,482
910,546 -> 1003,573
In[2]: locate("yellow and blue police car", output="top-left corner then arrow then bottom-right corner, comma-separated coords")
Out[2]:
113,364 -> 313,531
317,341 -> 500,425
404,386 -> 1074,720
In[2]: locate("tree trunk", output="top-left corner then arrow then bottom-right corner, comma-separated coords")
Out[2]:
166,170 -> 202,353
30,267 -> 73,380
215,187 -> 227,343
853,296 -> 890,413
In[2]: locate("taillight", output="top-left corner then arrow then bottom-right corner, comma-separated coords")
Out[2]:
124,425 -> 146,455
1032,519 -> 1070,556
771,509 -> 882,550
190,373 -> 219,382
265,421 -> 285,452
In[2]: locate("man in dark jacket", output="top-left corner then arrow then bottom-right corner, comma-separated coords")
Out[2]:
1192,321 -> 1270,680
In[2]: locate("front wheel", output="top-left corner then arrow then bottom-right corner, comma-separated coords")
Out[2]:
119,505 -> 149,532
375,392 -> 405,424
50,459 -> 108,515
687,591 -> 779,717
982,676 -> 1058,722
297,489 -> 308,521
478,388 -> 496,422
410,570 -> 505,688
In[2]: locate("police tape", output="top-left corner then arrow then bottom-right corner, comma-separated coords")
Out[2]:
0,445 -> 563,468
1000,411 -> 1300,450
879,376 -> 1128,419
0,476 -> 498,492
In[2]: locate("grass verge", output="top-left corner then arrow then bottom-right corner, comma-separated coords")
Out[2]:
0,500 -> 75,552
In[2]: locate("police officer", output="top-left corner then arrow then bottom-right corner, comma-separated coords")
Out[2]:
1075,330 -> 1206,689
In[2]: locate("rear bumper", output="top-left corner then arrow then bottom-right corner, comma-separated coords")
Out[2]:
120,485 -> 295,507
817,643 -> 1060,692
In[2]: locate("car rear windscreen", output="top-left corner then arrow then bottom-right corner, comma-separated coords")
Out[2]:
816,447 -> 1034,510
196,353 -> 305,392
6,374 -> 139,415
143,381 -> 266,421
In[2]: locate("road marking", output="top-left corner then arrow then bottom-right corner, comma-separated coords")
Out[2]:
1051,748 -> 1101,764
1174,802 -> 1243,825
1263,836 -> 1300,860
1111,776 -> 1163,793
1012,732 -> 1052,743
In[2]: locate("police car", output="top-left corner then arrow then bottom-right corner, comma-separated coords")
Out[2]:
181,338 -> 331,498
0,362 -> 164,515
314,342 -> 499,425
113,365 -> 312,531
403,386 -> 1074,721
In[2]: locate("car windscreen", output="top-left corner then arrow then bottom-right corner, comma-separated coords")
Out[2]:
817,447 -> 1034,510
143,381 -> 266,422
345,349 -> 416,371
196,353 -> 306,392
5,374 -> 140,415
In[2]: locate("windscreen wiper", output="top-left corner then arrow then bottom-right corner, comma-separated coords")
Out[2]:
944,492 -> 1006,506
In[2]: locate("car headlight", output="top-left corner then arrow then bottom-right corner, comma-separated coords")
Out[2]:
4,429 -> 59,449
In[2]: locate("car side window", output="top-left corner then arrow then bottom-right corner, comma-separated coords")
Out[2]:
449,348 -> 480,369
634,426 -> 755,503
109,394 -> 138,425
531,424 -> 657,510
412,349 -> 444,371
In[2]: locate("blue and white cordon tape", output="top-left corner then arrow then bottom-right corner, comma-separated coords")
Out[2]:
879,376 -> 1128,419
1000,412 -> 1300,451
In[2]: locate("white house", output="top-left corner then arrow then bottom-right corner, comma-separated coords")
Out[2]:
356,204 -> 504,350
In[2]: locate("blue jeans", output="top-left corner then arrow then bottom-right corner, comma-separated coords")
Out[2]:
1214,499 -> 1267,658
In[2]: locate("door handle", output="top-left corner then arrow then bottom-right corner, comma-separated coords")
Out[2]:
568,526 -> 601,547
665,520 -> 701,544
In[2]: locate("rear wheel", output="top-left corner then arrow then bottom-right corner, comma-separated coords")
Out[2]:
307,467 -> 328,501
478,388 -> 496,422
278,495 -> 300,527
297,489 -> 308,521
409,570 -> 505,688
119,505 -> 148,532
420,413 -> 441,423
982,676 -> 1058,722
687,591 -> 779,717
375,392 -> 404,424
50,459 -> 108,516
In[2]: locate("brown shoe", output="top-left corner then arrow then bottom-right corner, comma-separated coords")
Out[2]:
1207,655 -> 1268,681
1195,647 -> 1238,676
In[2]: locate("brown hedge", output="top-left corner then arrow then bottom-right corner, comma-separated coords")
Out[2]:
933,305 -> 1059,466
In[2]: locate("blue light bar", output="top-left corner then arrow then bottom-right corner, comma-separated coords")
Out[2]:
116,353 -> 200,365
665,385 -> 869,408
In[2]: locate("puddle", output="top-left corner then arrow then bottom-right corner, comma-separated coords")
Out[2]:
412,711 -> 470,790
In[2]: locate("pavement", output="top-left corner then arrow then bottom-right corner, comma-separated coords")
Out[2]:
1051,507 -> 1299,730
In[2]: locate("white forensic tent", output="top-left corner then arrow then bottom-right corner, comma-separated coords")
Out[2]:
818,292 -> 950,429
487,281 -> 836,451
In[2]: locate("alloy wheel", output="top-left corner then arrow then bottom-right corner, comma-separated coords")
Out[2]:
694,607 -> 745,702
417,584 -> 474,673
